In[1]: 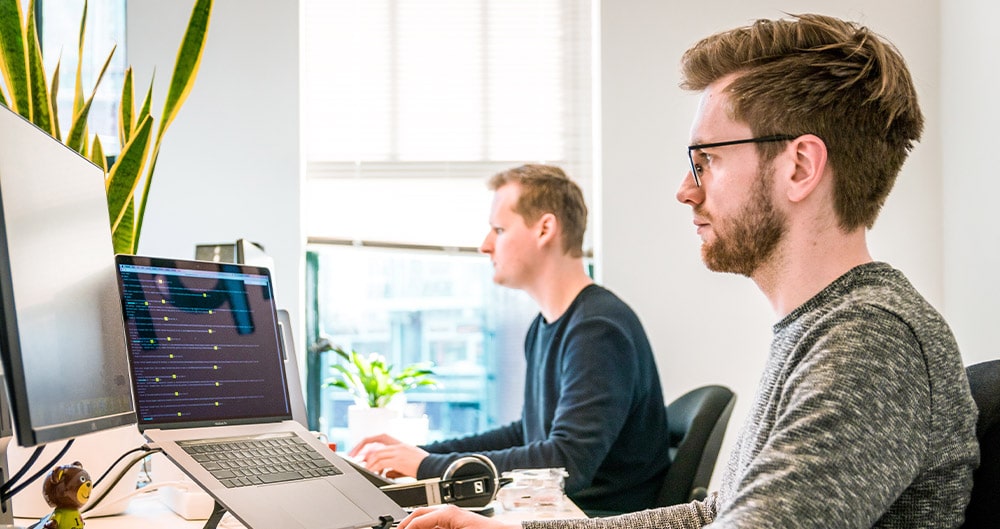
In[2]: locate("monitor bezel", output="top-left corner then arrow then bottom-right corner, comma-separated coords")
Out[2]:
0,106 -> 137,448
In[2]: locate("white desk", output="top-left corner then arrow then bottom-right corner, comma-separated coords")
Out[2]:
16,493 -> 587,528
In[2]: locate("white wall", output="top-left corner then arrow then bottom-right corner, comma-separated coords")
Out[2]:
125,0 -> 303,345
941,0 -> 1000,365
598,0 -> 949,488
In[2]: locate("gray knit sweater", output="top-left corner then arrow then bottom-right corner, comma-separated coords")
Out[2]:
525,263 -> 978,529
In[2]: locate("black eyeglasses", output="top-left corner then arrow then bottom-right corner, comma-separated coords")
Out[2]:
687,134 -> 798,187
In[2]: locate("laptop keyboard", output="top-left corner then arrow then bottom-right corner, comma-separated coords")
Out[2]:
179,432 -> 343,488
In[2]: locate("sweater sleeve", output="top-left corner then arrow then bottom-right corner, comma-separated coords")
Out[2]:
524,495 -> 716,529
416,421 -> 525,479
419,317 -> 641,492
712,306 -> 931,528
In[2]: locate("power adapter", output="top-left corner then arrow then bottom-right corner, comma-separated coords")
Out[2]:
160,484 -> 216,520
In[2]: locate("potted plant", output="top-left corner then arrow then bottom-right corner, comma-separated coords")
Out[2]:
316,340 -> 439,447
0,0 -> 212,254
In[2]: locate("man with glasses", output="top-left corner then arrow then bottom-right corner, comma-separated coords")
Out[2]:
397,13 -> 978,529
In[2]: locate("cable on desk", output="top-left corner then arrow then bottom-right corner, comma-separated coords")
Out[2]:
91,446 -> 156,488
1,439 -> 74,502
0,445 -> 44,497
82,446 -> 163,514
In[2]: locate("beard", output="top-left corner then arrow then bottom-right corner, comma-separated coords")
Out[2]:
699,164 -> 787,277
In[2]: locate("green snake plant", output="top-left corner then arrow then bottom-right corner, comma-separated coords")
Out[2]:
0,0 -> 212,254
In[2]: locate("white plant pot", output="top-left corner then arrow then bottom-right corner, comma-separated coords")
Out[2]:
346,404 -> 430,450
346,405 -> 401,451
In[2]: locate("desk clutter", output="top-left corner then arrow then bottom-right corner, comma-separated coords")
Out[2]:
496,468 -> 568,512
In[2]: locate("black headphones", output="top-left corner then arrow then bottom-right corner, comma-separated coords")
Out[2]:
376,453 -> 501,509
440,454 -> 500,508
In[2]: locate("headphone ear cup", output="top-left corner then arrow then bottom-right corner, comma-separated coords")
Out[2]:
441,454 -> 499,508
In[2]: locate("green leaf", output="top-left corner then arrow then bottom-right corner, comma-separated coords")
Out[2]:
24,0 -> 54,134
323,347 -> 438,408
89,134 -> 105,171
118,67 -> 134,147
106,115 -> 153,238
111,198 -> 135,255
157,0 -> 212,139
73,0 -> 87,120
0,0 -> 28,117
49,56 -> 61,141
66,44 -> 116,153
137,72 -> 153,123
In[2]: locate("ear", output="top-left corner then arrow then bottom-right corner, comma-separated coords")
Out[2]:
783,134 -> 828,203
535,212 -> 559,247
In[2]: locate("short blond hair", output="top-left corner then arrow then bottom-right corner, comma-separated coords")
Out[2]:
488,164 -> 587,258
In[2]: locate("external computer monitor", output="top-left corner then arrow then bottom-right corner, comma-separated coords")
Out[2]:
0,104 -> 137,517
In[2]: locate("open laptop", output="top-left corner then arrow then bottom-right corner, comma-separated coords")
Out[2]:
114,255 -> 406,529
276,308 -> 309,428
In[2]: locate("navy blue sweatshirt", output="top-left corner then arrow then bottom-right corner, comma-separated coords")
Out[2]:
417,285 -> 671,514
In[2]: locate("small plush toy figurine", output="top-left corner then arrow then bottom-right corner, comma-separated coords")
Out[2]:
29,461 -> 92,529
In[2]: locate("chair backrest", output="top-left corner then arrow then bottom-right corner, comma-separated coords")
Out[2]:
961,359 -> 1000,529
656,385 -> 736,506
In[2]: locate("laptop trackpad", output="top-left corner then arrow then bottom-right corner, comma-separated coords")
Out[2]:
278,480 -> 372,529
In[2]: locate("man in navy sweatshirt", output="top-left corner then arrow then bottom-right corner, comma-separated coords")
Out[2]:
350,164 -> 671,515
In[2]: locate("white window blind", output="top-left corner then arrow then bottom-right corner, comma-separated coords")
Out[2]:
302,0 -> 593,248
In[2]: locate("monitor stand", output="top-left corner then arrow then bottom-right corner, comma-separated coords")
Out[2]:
0,435 -> 28,529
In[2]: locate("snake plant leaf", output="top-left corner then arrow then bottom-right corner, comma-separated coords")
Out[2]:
73,0 -> 87,120
66,44 -> 116,153
157,0 -> 211,139
118,67 -> 134,147
89,134 -> 105,171
49,56 -> 61,141
111,198 -> 135,255
120,73 -> 153,157
138,74 -> 153,123
24,0 -> 54,135
0,0 -> 28,117
124,85 -> 153,256
106,114 -> 152,238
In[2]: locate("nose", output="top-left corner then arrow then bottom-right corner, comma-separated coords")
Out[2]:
676,171 -> 703,206
479,231 -> 494,254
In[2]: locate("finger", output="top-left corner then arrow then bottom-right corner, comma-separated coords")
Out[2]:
349,436 -> 388,457
352,442 -> 385,462
398,506 -> 449,529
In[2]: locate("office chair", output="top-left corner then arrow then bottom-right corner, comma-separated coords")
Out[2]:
656,385 -> 736,506
961,359 -> 1000,529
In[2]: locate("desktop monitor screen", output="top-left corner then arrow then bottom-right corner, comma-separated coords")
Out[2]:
0,105 -> 136,447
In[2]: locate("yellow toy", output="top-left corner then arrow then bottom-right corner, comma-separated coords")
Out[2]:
29,462 -> 92,529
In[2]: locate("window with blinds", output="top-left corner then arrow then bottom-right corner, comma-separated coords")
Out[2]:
300,0 -> 593,441
302,0 -> 593,248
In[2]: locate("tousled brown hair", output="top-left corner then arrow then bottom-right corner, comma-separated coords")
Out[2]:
681,13 -> 924,230
488,164 -> 587,257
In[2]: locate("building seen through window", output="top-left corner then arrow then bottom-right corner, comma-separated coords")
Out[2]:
306,244 -> 537,449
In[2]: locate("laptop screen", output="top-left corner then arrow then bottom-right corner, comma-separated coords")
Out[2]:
115,255 -> 292,430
